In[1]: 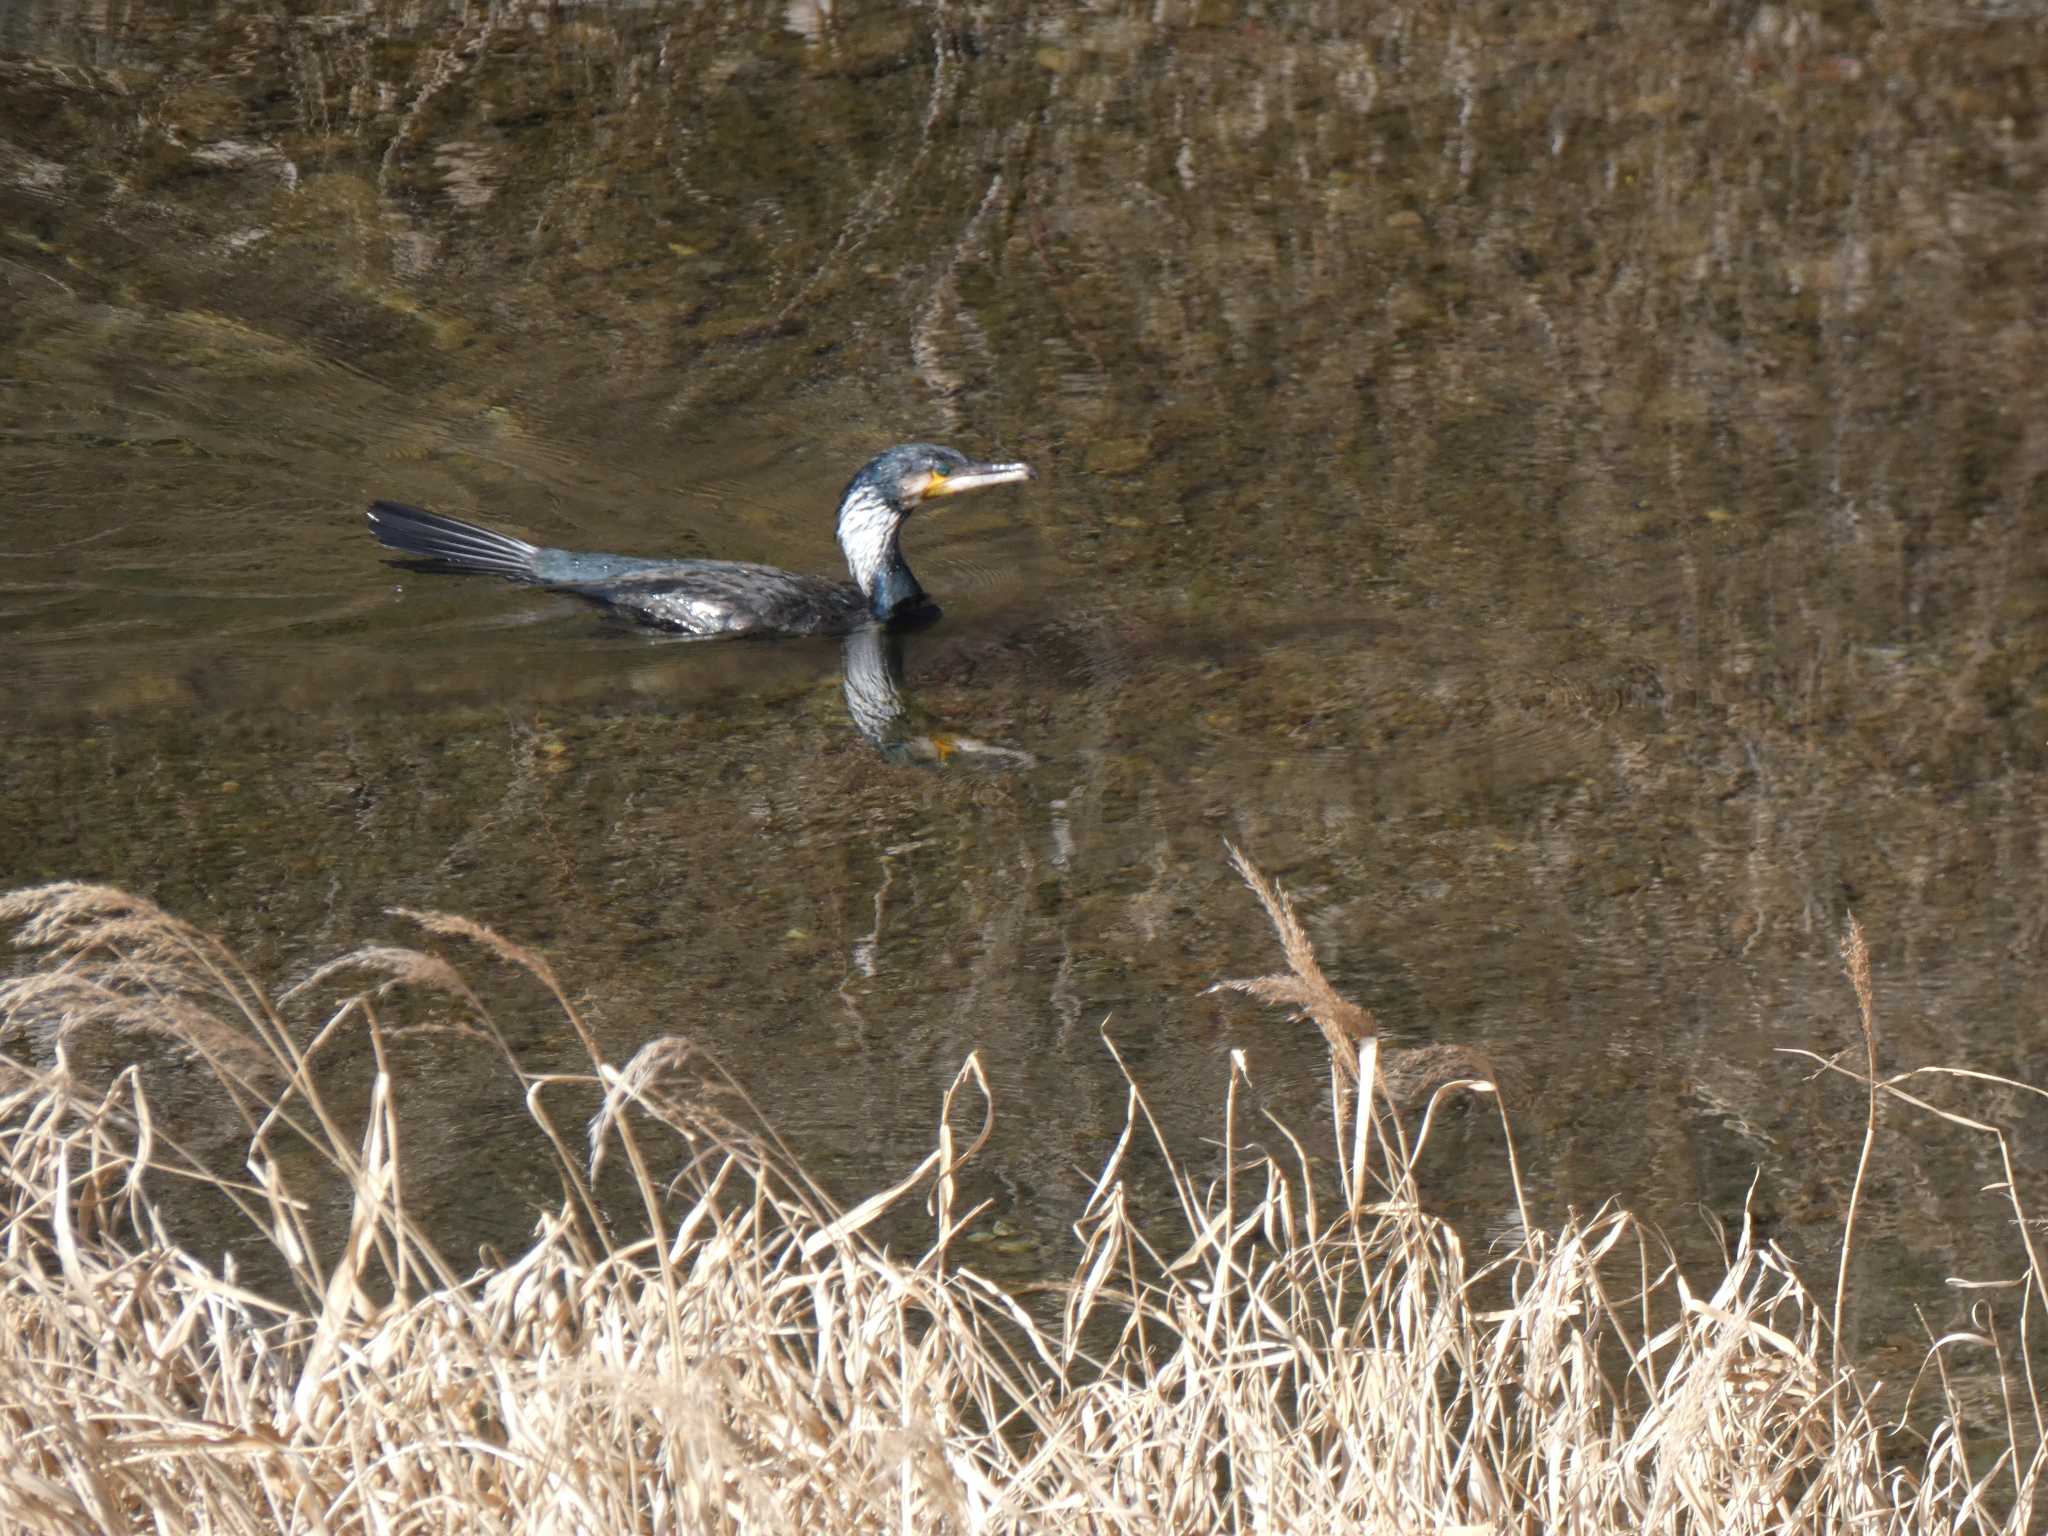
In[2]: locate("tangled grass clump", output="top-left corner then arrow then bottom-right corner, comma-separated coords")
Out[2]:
0,857 -> 2039,1533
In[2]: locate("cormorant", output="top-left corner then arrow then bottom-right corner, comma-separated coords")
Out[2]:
366,443 -> 1034,639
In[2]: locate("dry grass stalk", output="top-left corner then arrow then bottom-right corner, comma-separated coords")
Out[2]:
1834,914 -> 1881,1418
1207,843 -> 1376,1078
0,877 -> 2039,1533
1206,843 -> 1508,1217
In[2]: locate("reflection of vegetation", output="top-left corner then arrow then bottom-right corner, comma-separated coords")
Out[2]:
2,872 -> 2036,1532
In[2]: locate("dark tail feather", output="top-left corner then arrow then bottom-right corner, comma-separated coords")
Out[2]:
366,501 -> 543,581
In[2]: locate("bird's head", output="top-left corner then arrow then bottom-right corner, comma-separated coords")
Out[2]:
836,444 -> 1035,621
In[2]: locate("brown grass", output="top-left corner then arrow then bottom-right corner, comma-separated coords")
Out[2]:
0,865 -> 2040,1532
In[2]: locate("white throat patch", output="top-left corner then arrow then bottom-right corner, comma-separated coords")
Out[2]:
836,486 -> 904,597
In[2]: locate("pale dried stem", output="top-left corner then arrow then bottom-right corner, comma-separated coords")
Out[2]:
0,880 -> 2036,1534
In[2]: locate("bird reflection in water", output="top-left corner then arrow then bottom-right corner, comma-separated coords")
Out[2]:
840,624 -> 1035,768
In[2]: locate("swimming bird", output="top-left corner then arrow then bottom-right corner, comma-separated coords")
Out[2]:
365,443 -> 1034,639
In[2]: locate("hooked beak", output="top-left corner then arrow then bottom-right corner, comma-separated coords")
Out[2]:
923,461 -> 1035,499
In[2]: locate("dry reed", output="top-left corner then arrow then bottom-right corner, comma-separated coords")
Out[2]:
0,866 -> 2039,1533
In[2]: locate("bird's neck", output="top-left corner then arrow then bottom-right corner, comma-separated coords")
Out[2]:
866,562 -> 930,623
839,488 -> 927,623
